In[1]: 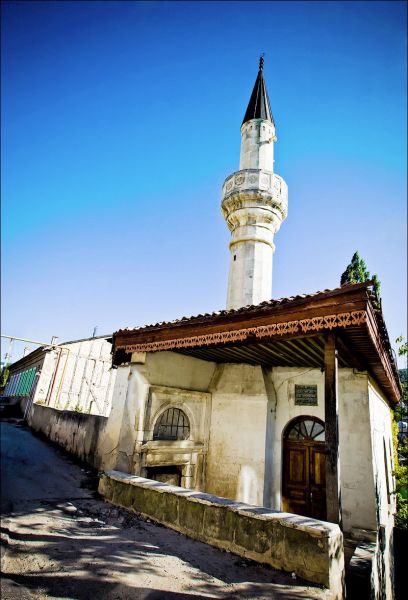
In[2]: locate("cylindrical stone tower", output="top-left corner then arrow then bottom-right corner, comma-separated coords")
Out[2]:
221,57 -> 288,309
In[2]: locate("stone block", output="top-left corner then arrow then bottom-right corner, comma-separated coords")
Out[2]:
266,521 -> 285,566
283,526 -> 329,587
178,496 -> 204,537
202,504 -> 233,544
161,491 -> 179,525
111,480 -> 133,507
98,474 -> 111,498
129,485 -> 148,514
183,463 -> 195,477
140,487 -> 179,525
233,512 -> 271,558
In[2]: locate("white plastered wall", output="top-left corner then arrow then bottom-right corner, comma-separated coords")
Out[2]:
33,352 -> 57,404
368,379 -> 396,525
367,379 -> 395,600
104,352 -> 393,545
29,338 -> 116,416
338,370 -> 377,532
97,364 -> 132,471
205,363 -> 270,505
267,367 -> 326,510
102,351 -> 217,480
47,338 -> 115,416
264,366 -> 378,534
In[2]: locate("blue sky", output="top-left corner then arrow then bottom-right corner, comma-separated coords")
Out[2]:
1,0 -> 407,365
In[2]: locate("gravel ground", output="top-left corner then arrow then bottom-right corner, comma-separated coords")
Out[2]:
1,420 -> 331,599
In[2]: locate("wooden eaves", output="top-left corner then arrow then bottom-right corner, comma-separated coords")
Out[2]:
113,282 -> 401,406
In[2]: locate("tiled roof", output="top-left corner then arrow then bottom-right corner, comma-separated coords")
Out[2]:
113,281 -> 401,405
115,282 -> 375,334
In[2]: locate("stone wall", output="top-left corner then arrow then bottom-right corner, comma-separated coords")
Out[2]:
99,470 -> 345,598
28,403 -> 108,469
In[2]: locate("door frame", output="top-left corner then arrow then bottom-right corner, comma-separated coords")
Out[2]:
282,415 -> 326,519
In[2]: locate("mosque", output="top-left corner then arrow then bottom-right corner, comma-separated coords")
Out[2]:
108,56 -> 399,520
105,58 -> 400,596
6,58 -> 401,597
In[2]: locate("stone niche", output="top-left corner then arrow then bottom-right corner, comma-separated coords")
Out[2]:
140,385 -> 211,490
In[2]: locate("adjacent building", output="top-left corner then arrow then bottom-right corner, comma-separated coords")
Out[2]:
3,335 -> 116,418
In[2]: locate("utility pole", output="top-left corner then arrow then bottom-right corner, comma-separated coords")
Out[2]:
3,338 -> 13,366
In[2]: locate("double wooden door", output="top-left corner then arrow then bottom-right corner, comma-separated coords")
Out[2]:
282,417 -> 326,520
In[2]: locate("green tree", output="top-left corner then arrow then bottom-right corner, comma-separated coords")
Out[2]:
393,337 -> 408,529
396,336 -> 408,358
0,365 -> 9,388
393,435 -> 408,529
340,251 -> 370,284
340,251 -> 381,304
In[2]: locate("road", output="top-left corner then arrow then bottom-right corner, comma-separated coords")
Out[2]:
0,420 -> 330,599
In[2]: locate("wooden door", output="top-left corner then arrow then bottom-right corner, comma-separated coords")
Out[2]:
282,417 -> 326,520
283,443 -> 310,516
309,445 -> 326,519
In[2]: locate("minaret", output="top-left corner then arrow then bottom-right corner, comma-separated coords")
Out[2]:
221,57 -> 288,309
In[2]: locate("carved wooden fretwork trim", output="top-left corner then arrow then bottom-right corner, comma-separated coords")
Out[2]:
120,310 -> 367,354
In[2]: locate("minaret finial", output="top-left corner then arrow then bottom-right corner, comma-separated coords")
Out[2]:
242,53 -> 273,125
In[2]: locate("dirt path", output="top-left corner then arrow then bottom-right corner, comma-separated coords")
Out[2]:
1,421 -> 330,599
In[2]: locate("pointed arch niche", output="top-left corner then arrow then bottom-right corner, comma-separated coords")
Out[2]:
141,385 -> 211,490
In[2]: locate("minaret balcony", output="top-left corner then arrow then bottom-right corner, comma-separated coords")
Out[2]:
221,169 -> 288,222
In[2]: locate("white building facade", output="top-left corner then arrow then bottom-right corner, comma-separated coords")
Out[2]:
4,336 -> 116,418
102,62 -> 400,598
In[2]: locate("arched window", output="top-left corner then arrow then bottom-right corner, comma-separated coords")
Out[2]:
284,416 -> 325,442
153,408 -> 190,441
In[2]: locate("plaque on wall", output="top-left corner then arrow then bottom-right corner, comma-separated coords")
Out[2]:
295,384 -> 318,406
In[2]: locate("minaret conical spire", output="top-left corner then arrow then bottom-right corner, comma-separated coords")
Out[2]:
242,55 -> 275,126
221,57 -> 288,310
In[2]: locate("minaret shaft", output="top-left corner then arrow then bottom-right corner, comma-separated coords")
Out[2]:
239,119 -> 275,171
227,239 -> 273,308
221,61 -> 288,310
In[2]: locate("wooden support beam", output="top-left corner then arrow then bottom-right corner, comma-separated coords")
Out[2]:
336,333 -> 366,372
324,333 -> 342,527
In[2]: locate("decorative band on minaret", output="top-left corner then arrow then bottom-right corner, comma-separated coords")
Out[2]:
221,57 -> 288,309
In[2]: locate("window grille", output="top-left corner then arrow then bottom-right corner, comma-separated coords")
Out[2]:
285,417 -> 325,441
153,408 -> 190,441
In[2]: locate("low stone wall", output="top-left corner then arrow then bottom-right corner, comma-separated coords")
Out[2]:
28,403 -> 107,469
99,470 -> 345,597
